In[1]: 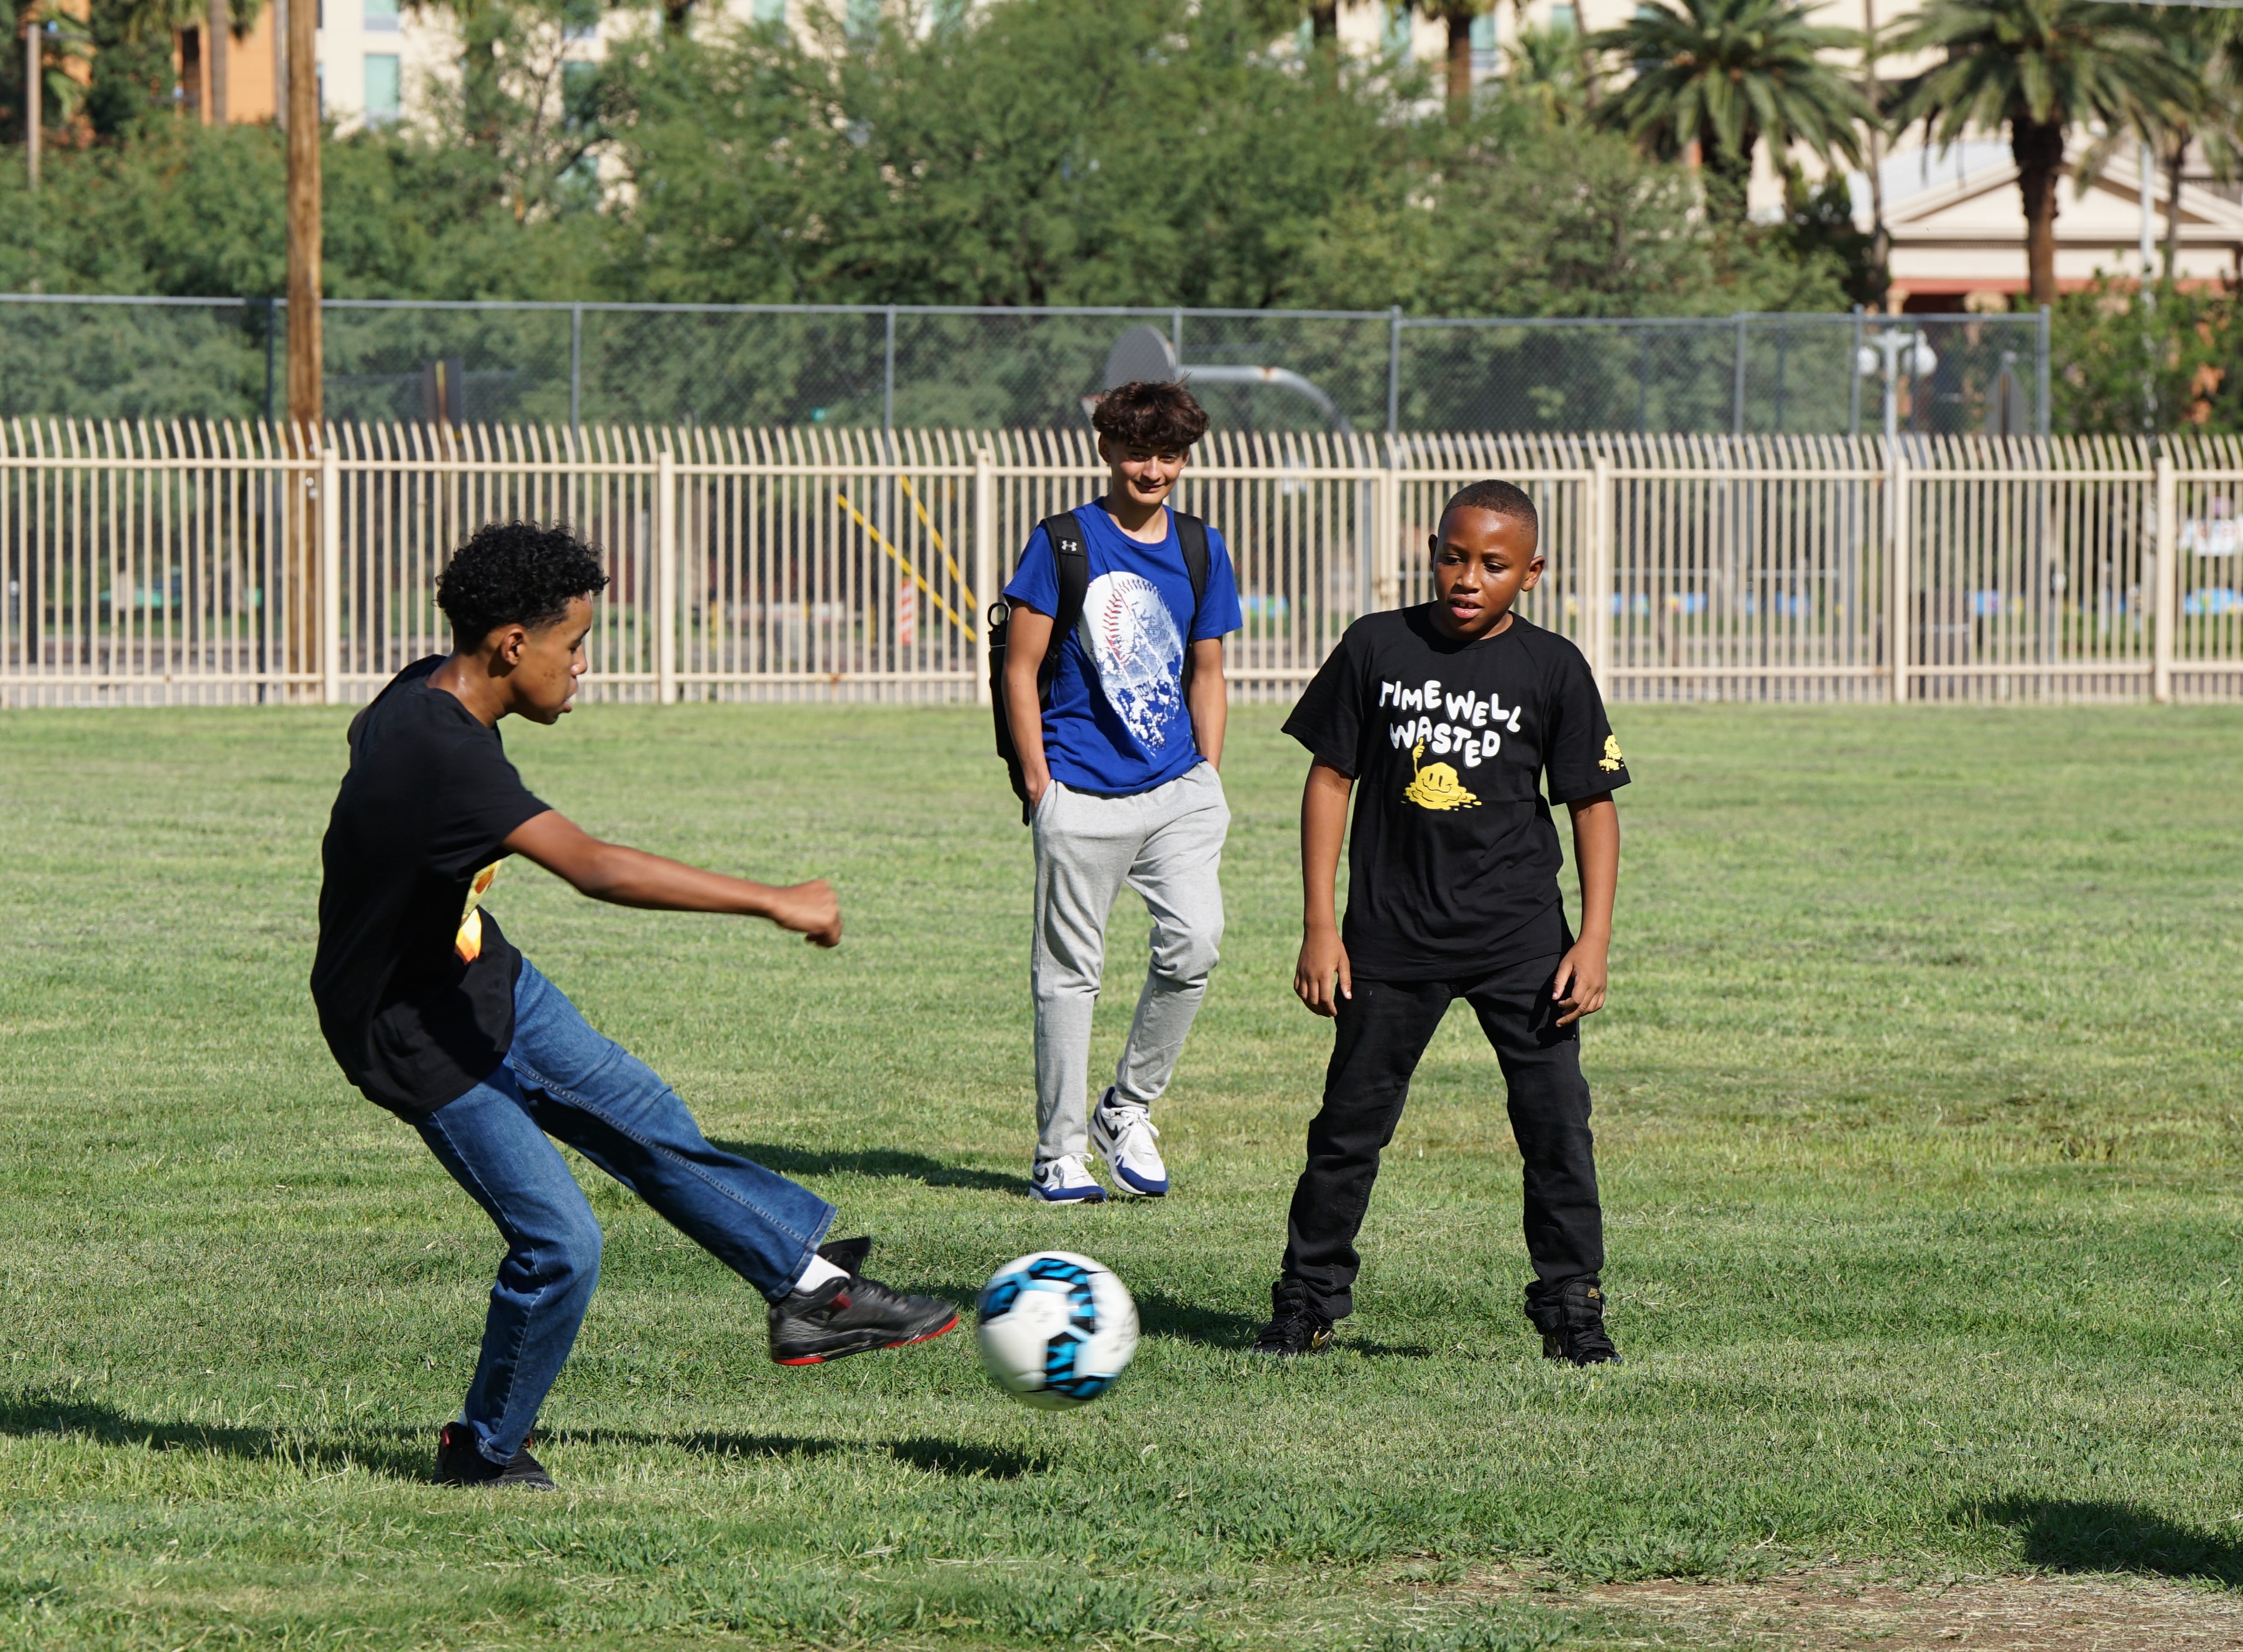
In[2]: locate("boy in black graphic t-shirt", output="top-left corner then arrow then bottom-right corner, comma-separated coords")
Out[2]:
1253,479 -> 1631,1364
312,523 -> 960,1492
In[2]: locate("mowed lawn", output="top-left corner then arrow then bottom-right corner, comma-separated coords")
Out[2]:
2,701 -> 2241,1650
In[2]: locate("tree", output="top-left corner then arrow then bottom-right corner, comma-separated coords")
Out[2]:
1415,0 -> 1493,117
1502,20 -> 1597,129
1891,0 -> 2190,306
1587,0 -> 1873,226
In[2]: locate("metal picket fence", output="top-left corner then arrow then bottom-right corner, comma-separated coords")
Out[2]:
5,420 -> 2241,708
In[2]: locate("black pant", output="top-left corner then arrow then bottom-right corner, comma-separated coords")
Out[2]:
1280,951 -> 1603,1320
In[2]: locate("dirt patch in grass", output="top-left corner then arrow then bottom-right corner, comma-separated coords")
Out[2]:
1588,1567 -> 2243,1650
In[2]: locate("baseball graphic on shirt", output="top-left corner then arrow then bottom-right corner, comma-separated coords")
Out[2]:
1080,572 -> 1184,750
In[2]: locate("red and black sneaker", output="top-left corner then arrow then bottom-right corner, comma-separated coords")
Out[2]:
435,1423 -> 557,1490
767,1239 -> 959,1366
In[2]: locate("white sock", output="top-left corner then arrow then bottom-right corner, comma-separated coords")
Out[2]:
793,1253 -> 850,1295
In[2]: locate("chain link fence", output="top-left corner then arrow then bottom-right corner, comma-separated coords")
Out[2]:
0,295 -> 2049,436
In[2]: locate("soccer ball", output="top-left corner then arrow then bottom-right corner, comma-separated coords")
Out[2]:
975,1251 -> 1139,1410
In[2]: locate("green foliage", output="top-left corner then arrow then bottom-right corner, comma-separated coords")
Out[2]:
1893,0 -> 2194,144
2050,276 -> 2243,435
3,702 -> 2243,1647
0,120 -> 603,299
1587,0 -> 1873,221
601,0 -> 1403,307
1300,102 -> 1850,318
3,0 -> 1854,319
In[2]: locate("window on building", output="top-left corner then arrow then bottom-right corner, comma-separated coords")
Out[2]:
1470,11 -> 1495,50
1549,3 -> 1577,29
1382,2 -> 1412,57
752,0 -> 785,23
845,0 -> 877,40
561,0 -> 598,40
363,0 -> 398,32
364,53 -> 400,121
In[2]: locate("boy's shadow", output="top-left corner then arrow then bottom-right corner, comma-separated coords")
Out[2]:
715,1142 -> 1017,1194
1973,1495 -> 2243,1586
0,1392 -> 847,1480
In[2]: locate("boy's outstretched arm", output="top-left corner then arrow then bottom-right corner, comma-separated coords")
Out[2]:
1293,761 -> 1355,1017
1554,794 -> 1618,1026
504,810 -> 842,947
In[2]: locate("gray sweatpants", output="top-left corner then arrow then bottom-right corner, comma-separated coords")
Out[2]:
1030,762 -> 1230,1168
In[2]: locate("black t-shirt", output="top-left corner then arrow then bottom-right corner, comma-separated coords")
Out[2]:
310,657 -> 552,1115
1283,607 -> 1631,981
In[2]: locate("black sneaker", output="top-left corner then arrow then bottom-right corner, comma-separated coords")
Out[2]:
1251,1277 -> 1335,1356
435,1422 -> 557,1490
768,1238 -> 960,1366
1526,1278 -> 1621,1366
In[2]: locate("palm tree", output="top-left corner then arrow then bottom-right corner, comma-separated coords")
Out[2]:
1415,0 -> 1497,118
1503,21 -> 1597,129
1588,0 -> 1874,226
1891,0 -> 2191,306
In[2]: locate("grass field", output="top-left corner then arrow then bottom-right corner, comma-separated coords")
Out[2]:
3,701 -> 2242,1651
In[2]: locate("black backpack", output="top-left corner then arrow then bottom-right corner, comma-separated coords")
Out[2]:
988,510 -> 1211,824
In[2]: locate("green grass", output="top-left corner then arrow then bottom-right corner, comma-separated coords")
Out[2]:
2,701 -> 2242,1649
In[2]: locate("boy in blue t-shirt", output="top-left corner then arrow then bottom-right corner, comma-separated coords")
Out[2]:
1000,380 -> 1243,1202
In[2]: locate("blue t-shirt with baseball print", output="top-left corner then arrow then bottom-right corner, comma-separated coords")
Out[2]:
1002,501 -> 1243,796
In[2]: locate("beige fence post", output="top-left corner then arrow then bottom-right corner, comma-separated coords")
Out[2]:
1888,448 -> 1911,704
1587,454 -> 1615,686
973,447 -> 996,705
656,445 -> 679,705
1372,437 -> 1402,612
319,434 -> 341,706
2153,451 -> 2177,704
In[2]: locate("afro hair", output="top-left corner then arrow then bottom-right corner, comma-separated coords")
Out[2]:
436,522 -> 611,646
1092,379 -> 1210,451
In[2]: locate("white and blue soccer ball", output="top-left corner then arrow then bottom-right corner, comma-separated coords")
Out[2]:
975,1251 -> 1139,1411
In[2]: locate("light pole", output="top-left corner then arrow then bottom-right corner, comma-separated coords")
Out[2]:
1857,328 -> 1937,443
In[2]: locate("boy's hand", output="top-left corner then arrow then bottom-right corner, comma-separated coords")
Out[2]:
1294,926 -> 1352,1017
1552,938 -> 1608,1027
764,879 -> 843,948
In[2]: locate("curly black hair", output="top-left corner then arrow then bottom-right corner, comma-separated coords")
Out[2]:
1092,379 -> 1210,451
1438,479 -> 1539,546
436,522 -> 611,646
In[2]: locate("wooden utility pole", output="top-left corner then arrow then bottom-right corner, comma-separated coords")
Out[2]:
23,6 -> 39,192
285,0 -> 320,429
285,0 -> 321,693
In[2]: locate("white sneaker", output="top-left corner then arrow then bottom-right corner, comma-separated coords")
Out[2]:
1030,1154 -> 1107,1204
1090,1089 -> 1169,1197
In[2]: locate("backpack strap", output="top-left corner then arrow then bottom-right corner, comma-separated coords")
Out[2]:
1172,510 -> 1210,691
1036,512 -> 1091,704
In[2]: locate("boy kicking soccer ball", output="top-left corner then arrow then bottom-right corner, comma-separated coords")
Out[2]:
310,523 -> 958,1491
1254,481 -> 1629,1365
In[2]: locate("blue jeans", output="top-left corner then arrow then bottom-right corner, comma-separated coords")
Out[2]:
413,958 -> 836,1464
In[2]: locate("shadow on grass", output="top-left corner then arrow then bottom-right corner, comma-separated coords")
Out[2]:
0,1392 -> 845,1480
0,1392 -> 431,1480
1974,1496 -> 2243,1585
888,1437 -> 1047,1480
715,1142 -> 1018,1194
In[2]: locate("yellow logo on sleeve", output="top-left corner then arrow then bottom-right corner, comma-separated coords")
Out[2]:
1403,740 -> 1481,811
1598,735 -> 1625,773
456,862 -> 501,962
